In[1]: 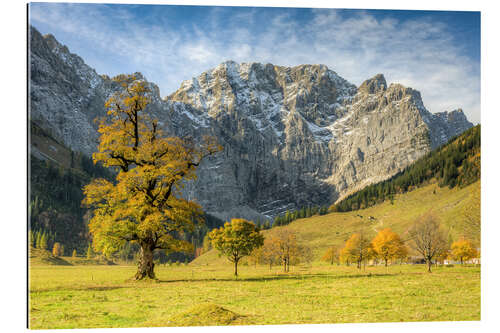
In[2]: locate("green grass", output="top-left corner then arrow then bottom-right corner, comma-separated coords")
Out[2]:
29,181 -> 481,329
167,303 -> 245,326
29,263 -> 480,329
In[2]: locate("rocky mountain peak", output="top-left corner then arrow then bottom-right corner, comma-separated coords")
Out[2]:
358,73 -> 387,94
29,28 -> 474,221
169,61 -> 357,140
43,33 -> 68,53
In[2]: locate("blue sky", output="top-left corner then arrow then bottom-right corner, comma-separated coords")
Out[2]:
30,3 -> 481,123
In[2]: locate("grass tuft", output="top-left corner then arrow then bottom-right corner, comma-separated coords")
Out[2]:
166,303 -> 243,326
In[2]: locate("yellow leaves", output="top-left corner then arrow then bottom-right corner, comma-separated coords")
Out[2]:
341,233 -> 375,265
82,178 -> 114,207
83,72 -> 224,263
339,229 -> 408,266
209,219 -> 264,262
371,228 -> 407,263
451,237 -> 478,262
321,245 -> 339,264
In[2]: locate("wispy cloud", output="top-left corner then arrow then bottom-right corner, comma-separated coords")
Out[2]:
30,4 -> 480,123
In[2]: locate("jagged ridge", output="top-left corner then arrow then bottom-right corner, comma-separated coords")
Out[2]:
29,26 -> 473,221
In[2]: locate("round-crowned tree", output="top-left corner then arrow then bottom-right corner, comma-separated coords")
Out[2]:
209,219 -> 264,276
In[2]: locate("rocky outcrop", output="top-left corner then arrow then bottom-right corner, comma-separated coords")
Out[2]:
29,26 -> 473,221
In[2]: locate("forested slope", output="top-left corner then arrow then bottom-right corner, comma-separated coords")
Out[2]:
334,125 -> 480,212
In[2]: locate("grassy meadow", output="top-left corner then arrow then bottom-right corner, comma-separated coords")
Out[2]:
29,262 -> 480,329
29,181 -> 481,329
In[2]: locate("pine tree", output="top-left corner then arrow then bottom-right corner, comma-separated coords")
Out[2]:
306,206 -> 312,218
284,210 -> 290,224
86,243 -> 94,259
35,231 -> 42,249
263,220 -> 271,230
39,232 -> 48,250
29,230 -> 35,248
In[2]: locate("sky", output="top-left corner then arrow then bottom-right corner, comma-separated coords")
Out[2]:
29,2 -> 481,124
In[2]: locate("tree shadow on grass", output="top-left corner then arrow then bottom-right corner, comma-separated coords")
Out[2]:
83,286 -> 125,291
31,285 -> 126,293
157,272 -> 394,284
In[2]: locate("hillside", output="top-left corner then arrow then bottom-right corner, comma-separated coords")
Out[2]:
30,121 -> 113,255
29,247 -> 116,266
192,180 -> 480,265
29,247 -> 72,266
334,125 -> 480,211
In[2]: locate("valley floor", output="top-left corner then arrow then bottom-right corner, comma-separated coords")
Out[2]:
29,263 -> 480,328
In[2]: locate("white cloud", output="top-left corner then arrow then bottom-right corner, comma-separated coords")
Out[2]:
30,5 -> 480,123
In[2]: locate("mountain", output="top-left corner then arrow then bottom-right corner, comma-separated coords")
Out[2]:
29,26 -> 473,222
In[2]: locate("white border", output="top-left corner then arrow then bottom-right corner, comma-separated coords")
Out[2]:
2,1 -> 499,332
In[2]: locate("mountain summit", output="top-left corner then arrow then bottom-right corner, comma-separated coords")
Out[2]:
29,26 -> 473,221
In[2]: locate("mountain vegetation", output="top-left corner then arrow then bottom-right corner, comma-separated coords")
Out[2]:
334,125 -> 480,212
30,125 -> 112,255
193,179 -> 480,266
272,205 -> 329,228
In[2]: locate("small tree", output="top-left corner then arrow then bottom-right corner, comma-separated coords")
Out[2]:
52,242 -> 62,257
39,232 -> 48,250
341,232 -> 374,269
321,245 -> 339,265
200,234 -> 212,255
35,231 -> 42,249
262,220 -> 271,230
435,247 -> 450,265
209,219 -> 264,276
29,230 -> 35,248
86,243 -> 94,259
408,213 -> 448,273
395,241 -> 409,264
248,246 -> 262,267
251,237 -> 280,269
372,228 -> 407,266
72,249 -> 77,258
451,237 -> 478,264
268,229 -> 308,272
340,245 -> 351,266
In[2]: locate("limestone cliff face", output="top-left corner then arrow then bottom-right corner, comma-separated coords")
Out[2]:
29,26 -> 473,221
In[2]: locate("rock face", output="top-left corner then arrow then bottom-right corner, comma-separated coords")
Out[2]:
29,26 -> 473,221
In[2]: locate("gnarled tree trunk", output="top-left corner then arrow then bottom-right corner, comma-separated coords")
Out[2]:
135,242 -> 156,280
